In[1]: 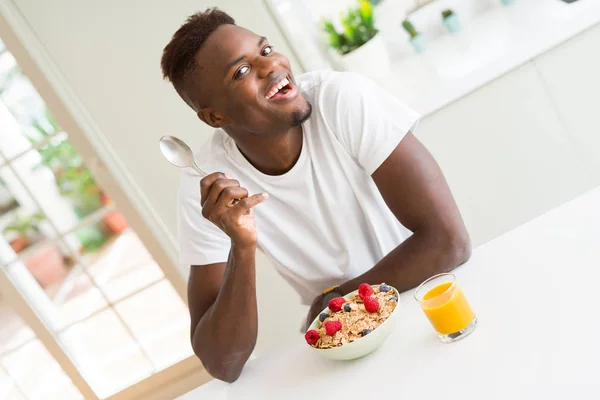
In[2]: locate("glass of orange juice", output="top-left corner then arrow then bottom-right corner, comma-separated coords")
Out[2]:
414,273 -> 477,343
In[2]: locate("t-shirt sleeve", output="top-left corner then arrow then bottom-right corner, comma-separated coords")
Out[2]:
319,72 -> 421,175
177,170 -> 230,267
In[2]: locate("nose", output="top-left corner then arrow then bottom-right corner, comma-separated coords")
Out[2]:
256,55 -> 279,79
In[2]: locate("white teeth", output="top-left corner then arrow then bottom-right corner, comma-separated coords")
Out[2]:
267,87 -> 279,99
266,78 -> 290,99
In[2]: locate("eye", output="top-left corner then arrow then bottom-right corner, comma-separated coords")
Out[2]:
234,65 -> 250,79
261,45 -> 274,56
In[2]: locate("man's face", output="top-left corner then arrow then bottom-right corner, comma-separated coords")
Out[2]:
194,25 -> 311,134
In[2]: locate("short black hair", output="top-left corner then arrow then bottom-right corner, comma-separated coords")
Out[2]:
161,8 -> 235,94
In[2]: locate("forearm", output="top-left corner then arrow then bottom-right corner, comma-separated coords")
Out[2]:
192,243 -> 258,382
339,229 -> 471,296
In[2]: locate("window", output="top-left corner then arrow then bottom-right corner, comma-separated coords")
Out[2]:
0,33 -> 197,399
0,299 -> 82,399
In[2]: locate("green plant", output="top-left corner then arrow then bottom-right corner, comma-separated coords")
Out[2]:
322,0 -> 379,55
402,19 -> 419,38
29,110 -> 77,173
27,110 -> 103,218
442,9 -> 454,19
3,212 -> 45,240
24,109 -> 110,252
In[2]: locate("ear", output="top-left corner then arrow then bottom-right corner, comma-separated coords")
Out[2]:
197,107 -> 231,128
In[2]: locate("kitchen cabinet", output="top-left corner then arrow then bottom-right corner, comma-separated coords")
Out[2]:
416,62 -> 595,247
534,24 -> 600,183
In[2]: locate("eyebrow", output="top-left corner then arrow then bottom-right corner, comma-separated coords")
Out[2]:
224,36 -> 268,76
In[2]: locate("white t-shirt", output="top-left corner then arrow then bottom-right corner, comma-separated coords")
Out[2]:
178,70 -> 421,304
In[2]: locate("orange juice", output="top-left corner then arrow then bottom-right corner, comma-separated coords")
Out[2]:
420,281 -> 474,335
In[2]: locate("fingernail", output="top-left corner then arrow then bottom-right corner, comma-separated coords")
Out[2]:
225,173 -> 232,179
262,192 -> 269,199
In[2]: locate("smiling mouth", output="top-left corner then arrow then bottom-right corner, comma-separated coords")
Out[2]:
265,76 -> 295,100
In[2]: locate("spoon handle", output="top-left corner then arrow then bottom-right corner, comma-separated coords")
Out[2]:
192,161 -> 207,176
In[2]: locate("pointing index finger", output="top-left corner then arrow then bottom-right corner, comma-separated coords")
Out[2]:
231,192 -> 269,218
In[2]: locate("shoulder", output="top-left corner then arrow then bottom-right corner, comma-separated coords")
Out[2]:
296,70 -> 370,94
300,70 -> 376,94
296,70 -> 337,94
296,70 -> 355,102
298,70 -> 386,114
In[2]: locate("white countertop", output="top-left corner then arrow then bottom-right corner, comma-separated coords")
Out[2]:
381,0 -> 600,116
179,185 -> 600,399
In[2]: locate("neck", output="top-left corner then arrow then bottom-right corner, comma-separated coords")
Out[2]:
232,125 -> 303,176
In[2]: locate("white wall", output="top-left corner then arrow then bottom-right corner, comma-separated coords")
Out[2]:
9,0 -> 307,354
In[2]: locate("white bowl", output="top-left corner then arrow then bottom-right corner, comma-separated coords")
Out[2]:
307,285 -> 401,360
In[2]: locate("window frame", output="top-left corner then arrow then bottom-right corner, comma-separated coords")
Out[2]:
0,2 -> 209,399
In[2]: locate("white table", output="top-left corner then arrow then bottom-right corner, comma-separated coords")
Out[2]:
180,187 -> 600,399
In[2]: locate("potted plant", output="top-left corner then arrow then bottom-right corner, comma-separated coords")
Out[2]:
2,212 -> 69,288
442,9 -> 461,33
321,0 -> 390,78
29,112 -> 111,252
3,212 -> 45,253
101,192 -> 129,235
402,19 -> 426,53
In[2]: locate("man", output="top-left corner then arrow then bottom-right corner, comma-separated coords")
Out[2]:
161,8 -> 471,383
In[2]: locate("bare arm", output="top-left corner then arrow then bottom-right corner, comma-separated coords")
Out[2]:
188,173 -> 268,383
339,131 -> 471,292
189,244 -> 257,383
306,132 -> 470,327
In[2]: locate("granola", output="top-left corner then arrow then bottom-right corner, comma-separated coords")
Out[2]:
307,283 -> 398,349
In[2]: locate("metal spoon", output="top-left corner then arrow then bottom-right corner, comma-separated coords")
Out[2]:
159,135 -> 206,176
159,135 -> 245,209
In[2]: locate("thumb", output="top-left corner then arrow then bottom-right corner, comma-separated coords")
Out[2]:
232,192 -> 269,217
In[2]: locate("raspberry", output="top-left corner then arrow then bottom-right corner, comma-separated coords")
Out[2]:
324,320 -> 342,336
328,297 -> 345,312
363,296 -> 380,313
358,283 -> 373,299
305,329 -> 320,344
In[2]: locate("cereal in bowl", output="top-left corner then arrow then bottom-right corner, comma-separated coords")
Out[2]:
305,283 -> 398,349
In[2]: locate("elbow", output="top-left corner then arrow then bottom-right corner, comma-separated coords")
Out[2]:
219,372 -> 242,384
192,343 -> 246,384
190,318 -> 257,384
205,362 -> 242,384
444,228 -> 472,269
